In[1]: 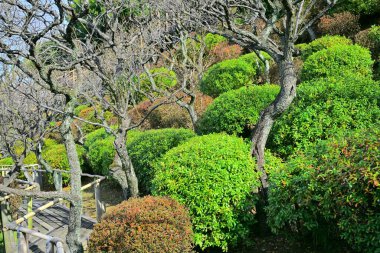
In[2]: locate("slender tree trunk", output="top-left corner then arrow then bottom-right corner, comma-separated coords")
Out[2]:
178,95 -> 198,130
250,59 -> 297,198
307,27 -> 317,41
112,117 -> 139,199
61,101 -> 83,253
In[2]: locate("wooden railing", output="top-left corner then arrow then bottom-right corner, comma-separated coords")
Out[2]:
0,165 -> 106,253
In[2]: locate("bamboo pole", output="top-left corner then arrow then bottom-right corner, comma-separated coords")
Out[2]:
81,178 -> 103,191
14,198 -> 62,225
27,197 -> 33,229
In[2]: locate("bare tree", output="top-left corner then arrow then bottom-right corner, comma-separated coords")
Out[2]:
0,70 -> 61,185
0,1 -> 98,251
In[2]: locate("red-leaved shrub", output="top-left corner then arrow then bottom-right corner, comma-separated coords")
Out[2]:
88,196 -> 193,253
318,12 -> 360,38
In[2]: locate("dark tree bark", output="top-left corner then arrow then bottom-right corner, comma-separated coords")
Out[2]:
251,59 -> 297,195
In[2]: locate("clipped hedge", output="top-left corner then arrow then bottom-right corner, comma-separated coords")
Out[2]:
196,85 -> 280,137
200,57 -> 256,97
140,67 -> 177,89
204,33 -> 227,50
127,128 -> 196,195
152,134 -> 259,251
269,76 -> 380,157
302,44 -> 373,81
333,0 -> 380,15
42,144 -> 86,185
296,35 -> 352,60
267,128 -> 380,252
89,196 -> 193,253
84,129 -> 142,176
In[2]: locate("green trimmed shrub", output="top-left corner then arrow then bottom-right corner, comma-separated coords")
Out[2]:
140,67 -> 177,91
42,144 -> 86,185
267,128 -> 380,252
269,76 -> 380,157
239,52 -> 273,83
127,128 -> 196,195
86,136 -> 115,176
152,134 -> 259,251
333,0 -> 380,15
196,85 -> 280,137
74,104 -> 89,116
84,129 -> 142,176
0,157 -> 13,166
204,33 -> 227,50
369,25 -> 380,45
200,58 -> 257,97
88,196 -> 193,253
297,36 -> 352,60
302,44 -> 374,81
84,128 -> 112,150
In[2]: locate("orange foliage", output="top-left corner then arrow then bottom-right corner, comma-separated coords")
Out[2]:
318,12 -> 360,38
88,196 -> 193,253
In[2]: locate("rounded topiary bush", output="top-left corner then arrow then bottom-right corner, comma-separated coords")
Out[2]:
267,128 -> 380,252
88,196 -> 193,253
296,35 -> 352,60
139,67 -> 177,92
302,44 -> 373,81
196,85 -> 280,137
84,129 -> 142,176
200,57 -> 256,97
152,134 -> 259,251
127,128 -> 196,195
269,75 -> 380,157
42,144 -> 85,185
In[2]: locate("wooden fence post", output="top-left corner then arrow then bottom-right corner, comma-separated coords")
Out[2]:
94,182 -> 106,222
46,240 -> 54,253
27,197 -> 33,229
33,170 -> 43,190
17,222 -> 29,253
53,171 -> 63,192
1,202 -> 17,253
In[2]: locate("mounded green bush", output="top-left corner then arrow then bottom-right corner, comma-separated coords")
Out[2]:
140,67 -> 177,91
84,129 -> 142,176
127,128 -> 196,195
240,52 -> 273,82
269,76 -> 380,157
369,25 -> 380,46
196,85 -> 280,137
0,157 -> 13,166
42,144 -> 86,185
267,128 -> 380,252
200,58 -> 257,97
204,33 -> 227,50
84,128 -> 112,150
296,35 -> 352,60
152,134 -> 259,251
333,0 -> 380,15
302,44 -> 374,81
88,196 -> 193,253
86,136 -> 115,176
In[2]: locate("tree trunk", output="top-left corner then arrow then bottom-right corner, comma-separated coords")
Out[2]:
109,154 -> 130,199
61,101 -> 83,253
112,118 -> 139,199
307,27 -> 317,41
250,59 -> 297,198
